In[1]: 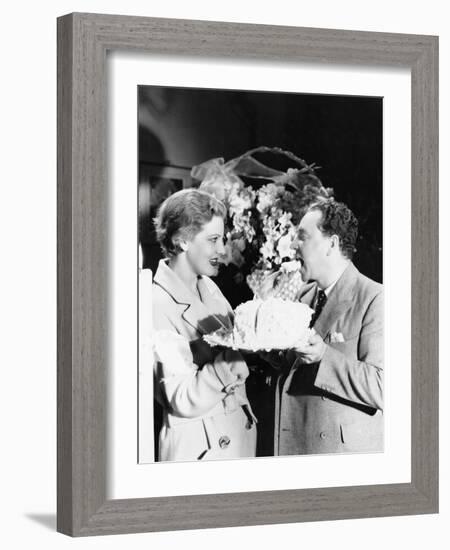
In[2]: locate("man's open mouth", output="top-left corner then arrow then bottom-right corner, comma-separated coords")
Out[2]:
209,258 -> 219,267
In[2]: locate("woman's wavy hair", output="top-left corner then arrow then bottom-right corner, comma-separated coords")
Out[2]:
154,188 -> 227,258
308,199 -> 359,259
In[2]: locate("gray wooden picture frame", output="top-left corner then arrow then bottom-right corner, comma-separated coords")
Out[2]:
57,12 -> 438,537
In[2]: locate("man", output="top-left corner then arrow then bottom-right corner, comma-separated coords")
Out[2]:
273,199 -> 383,455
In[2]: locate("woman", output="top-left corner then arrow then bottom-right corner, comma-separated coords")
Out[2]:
152,188 -> 257,462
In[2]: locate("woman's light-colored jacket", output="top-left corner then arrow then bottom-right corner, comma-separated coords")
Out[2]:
152,259 -> 257,462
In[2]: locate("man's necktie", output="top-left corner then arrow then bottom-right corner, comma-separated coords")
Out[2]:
309,289 -> 327,327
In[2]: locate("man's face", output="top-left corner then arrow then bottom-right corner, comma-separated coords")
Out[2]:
295,209 -> 331,282
184,215 -> 225,278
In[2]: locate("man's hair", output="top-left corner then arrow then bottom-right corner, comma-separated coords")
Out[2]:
154,188 -> 227,258
308,199 -> 359,259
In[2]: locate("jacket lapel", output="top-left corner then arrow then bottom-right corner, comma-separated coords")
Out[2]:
302,263 -> 358,341
182,302 -> 212,336
153,259 -> 231,336
182,282 -> 230,336
299,283 -> 316,308
196,277 -> 233,331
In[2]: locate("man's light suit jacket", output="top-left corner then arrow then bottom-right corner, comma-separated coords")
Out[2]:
275,262 -> 383,455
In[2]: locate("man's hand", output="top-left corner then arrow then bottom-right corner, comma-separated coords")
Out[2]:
293,332 -> 326,364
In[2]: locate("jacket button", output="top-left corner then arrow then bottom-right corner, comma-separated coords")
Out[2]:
320,432 -> 327,439
219,435 -> 231,449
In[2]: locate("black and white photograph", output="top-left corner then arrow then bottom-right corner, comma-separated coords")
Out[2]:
138,86 -> 383,463
2,0 -> 444,546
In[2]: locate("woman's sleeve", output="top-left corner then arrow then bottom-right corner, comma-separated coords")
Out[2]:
153,328 -> 239,418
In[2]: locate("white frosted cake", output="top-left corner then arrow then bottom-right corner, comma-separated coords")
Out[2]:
232,297 -> 314,350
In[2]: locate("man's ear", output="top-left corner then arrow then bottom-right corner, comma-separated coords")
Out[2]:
330,234 -> 340,252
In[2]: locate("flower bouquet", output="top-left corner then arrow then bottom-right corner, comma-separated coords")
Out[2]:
191,146 -> 333,300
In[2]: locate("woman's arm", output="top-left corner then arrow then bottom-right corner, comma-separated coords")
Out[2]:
153,329 -> 244,418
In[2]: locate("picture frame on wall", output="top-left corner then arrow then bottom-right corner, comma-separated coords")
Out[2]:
57,12 -> 438,537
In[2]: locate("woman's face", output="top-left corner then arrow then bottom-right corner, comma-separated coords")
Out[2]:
184,215 -> 225,277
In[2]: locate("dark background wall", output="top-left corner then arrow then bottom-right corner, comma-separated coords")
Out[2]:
138,85 -> 383,285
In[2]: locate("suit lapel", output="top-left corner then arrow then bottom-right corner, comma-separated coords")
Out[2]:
299,283 -> 316,308
313,296 -> 353,341
303,263 -> 358,341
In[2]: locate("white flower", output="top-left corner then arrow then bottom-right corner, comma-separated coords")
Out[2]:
260,240 -> 275,261
277,233 -> 296,259
232,212 -> 255,244
278,212 -> 292,229
229,187 -> 254,217
256,183 -> 280,213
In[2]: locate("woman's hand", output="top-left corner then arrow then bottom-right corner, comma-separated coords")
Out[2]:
224,349 -> 250,384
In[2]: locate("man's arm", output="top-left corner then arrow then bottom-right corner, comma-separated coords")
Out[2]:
293,291 -> 383,411
314,291 -> 383,410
